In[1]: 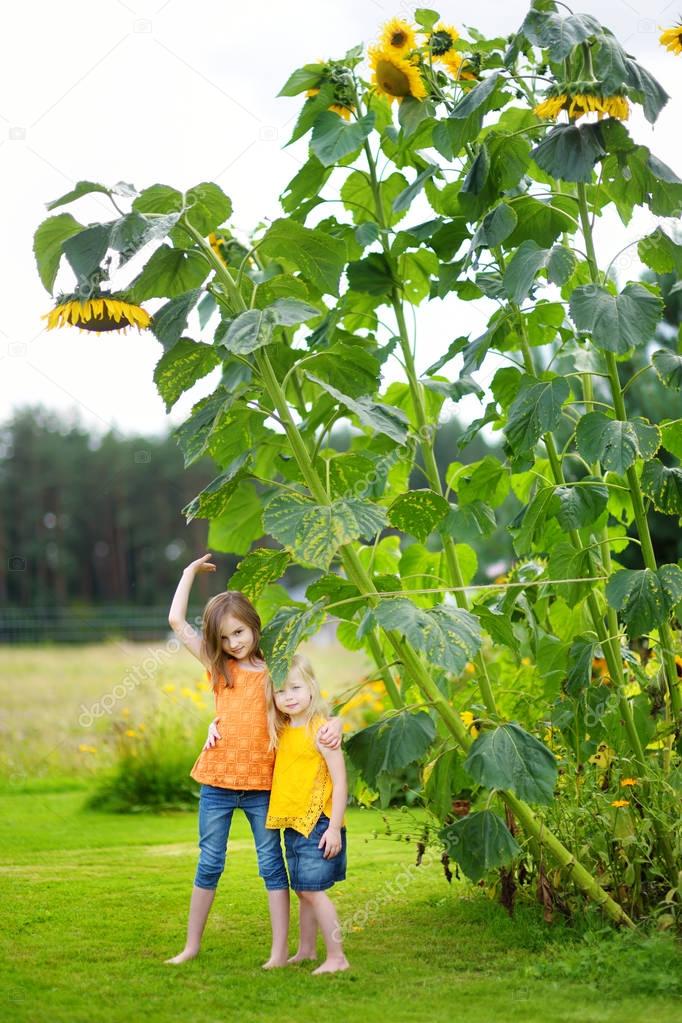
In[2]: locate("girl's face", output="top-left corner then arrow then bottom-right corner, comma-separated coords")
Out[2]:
274,675 -> 312,717
219,613 -> 255,660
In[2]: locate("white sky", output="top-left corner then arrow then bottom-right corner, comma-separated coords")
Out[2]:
1,0 -> 681,440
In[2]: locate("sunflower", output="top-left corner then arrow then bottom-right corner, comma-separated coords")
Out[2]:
42,292 -> 151,334
442,51 -> 477,82
368,45 -> 427,103
428,22 -> 460,59
660,23 -> 682,55
379,17 -> 417,54
305,87 -> 354,120
209,231 -> 228,264
534,89 -> 629,122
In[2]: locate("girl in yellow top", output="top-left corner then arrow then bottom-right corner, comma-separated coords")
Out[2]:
266,653 -> 349,974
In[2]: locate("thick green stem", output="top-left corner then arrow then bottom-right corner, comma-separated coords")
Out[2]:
362,139 -> 499,717
575,185 -> 681,722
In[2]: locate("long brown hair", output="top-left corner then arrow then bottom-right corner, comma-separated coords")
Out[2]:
200,590 -> 266,691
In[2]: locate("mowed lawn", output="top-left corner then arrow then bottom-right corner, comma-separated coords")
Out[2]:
2,791 -> 681,1023
1,643 -> 681,1021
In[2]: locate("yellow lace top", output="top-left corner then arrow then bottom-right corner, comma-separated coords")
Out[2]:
266,714 -> 345,837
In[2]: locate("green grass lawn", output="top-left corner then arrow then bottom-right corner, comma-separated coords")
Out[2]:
2,790 -> 681,1023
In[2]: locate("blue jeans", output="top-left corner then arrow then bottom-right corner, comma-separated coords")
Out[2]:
194,784 -> 289,891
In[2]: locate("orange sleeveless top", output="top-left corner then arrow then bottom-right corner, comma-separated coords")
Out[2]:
189,661 -> 275,790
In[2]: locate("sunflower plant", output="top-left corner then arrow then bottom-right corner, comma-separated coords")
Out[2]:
34,0 -> 682,926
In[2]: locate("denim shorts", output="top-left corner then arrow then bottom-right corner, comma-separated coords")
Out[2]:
194,784 -> 289,891
284,814 -> 347,892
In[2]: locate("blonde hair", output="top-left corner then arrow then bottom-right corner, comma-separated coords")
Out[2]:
269,653 -> 330,747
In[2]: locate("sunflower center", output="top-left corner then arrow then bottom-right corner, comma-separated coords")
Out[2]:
430,30 -> 454,56
377,58 -> 411,96
390,30 -> 408,47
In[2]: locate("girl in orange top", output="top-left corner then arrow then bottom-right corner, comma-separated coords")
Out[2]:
267,654 -> 349,974
164,553 -> 343,968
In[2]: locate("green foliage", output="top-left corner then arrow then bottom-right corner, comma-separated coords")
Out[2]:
463,723 -> 558,804
440,810 -> 522,882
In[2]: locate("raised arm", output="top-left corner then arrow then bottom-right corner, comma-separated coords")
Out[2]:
168,553 -> 216,666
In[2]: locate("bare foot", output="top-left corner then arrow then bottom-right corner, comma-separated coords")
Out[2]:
164,947 -> 199,965
288,951 -> 317,963
312,956 -> 349,975
262,955 -> 289,969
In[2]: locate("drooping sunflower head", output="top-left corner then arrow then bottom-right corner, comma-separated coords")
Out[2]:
428,23 -> 460,59
305,87 -> 354,120
42,291 -> 151,334
659,22 -> 682,55
379,17 -> 417,54
534,86 -> 630,122
368,45 -> 427,103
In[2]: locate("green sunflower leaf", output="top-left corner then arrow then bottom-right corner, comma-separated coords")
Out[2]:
531,123 -> 606,184
127,244 -> 209,300
387,489 -> 450,542
365,598 -> 481,675
229,547 -> 291,602
606,566 -> 682,637
310,110 -> 375,167
305,374 -> 410,444
640,459 -> 682,514
62,224 -> 112,281
33,213 -> 84,293
652,349 -> 682,390
183,182 -> 232,235
151,289 -> 203,351
277,63 -> 326,97
463,722 -> 558,804
46,180 -> 115,211
153,338 -> 222,412
345,711 -> 436,805
505,376 -> 570,454
132,184 -> 184,216
259,218 -> 346,296
263,491 -> 387,571
553,477 -> 609,529
181,453 -> 252,523
569,283 -> 662,354
207,480 -> 263,556
575,413 -> 661,473
260,601 -> 328,688
548,542 -> 603,606
440,810 -> 521,883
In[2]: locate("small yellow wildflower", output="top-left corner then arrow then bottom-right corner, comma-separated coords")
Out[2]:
125,729 -> 139,738
368,45 -> 427,103
659,24 -> 682,54
620,777 -> 638,787
162,684 -> 176,694
464,662 -> 475,675
380,17 -> 417,54
460,710 -> 479,737
180,687 -> 194,699
321,689 -> 330,699
196,681 -> 210,692
521,657 -> 531,667
611,799 -> 629,808
121,707 -> 130,718
78,744 -> 97,753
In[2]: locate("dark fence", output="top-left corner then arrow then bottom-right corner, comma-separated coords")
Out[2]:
0,606 -> 206,644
